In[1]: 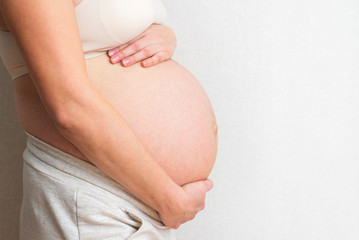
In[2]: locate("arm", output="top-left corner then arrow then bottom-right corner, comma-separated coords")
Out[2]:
0,0 -> 211,228
108,23 -> 177,67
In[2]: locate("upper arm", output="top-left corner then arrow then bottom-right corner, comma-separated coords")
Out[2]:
0,0 -> 93,119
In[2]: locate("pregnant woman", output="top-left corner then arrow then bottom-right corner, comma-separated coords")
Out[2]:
0,0 -> 217,239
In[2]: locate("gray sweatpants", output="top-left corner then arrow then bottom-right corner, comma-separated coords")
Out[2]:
20,132 -> 176,240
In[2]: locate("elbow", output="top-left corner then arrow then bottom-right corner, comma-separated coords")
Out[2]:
48,98 -> 85,131
49,93 -> 99,133
52,106 -> 77,131
42,86 -> 99,133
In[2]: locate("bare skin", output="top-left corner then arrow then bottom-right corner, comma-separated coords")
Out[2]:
14,56 -> 218,185
0,0 -> 217,229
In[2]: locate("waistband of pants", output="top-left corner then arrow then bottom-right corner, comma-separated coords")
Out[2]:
24,131 -> 161,222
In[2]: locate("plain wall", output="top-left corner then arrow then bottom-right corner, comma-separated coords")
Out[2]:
1,0 -> 359,239
0,51 -> 25,239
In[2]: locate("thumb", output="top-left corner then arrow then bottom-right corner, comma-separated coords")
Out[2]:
182,178 -> 214,192
203,178 -> 214,192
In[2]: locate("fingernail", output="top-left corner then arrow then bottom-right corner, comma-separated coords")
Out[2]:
122,58 -> 131,66
108,50 -> 115,57
111,56 -> 120,63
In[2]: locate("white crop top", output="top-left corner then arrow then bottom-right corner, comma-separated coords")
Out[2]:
0,0 -> 167,80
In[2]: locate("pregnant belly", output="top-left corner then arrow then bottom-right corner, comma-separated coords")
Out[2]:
86,55 -> 218,185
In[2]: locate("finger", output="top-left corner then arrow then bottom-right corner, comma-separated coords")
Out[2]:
109,37 -> 147,63
108,44 -> 131,63
160,217 -> 181,229
171,224 -> 181,230
107,43 -> 129,57
191,178 -> 213,193
107,32 -> 146,57
142,52 -> 170,68
204,179 -> 214,191
115,36 -> 157,63
121,45 -> 161,67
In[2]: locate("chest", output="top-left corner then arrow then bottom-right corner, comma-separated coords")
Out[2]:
75,0 -> 167,53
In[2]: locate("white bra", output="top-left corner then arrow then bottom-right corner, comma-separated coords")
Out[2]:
0,0 -> 167,80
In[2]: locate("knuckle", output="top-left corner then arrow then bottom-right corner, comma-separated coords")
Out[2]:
143,47 -> 152,56
162,47 -> 170,53
147,58 -> 153,64
127,56 -> 135,62
118,48 -> 128,56
111,47 -> 120,52
163,51 -> 171,59
149,58 -> 157,65
144,34 -> 154,42
132,42 -> 141,52
156,54 -> 163,62
200,203 -> 206,211
168,223 -> 179,229
115,52 -> 124,59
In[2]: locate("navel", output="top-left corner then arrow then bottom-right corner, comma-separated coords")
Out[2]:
213,121 -> 218,135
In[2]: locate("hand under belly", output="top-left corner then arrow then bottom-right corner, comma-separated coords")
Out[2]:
86,55 -> 218,185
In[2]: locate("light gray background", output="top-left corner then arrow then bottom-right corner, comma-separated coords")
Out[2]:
1,0 -> 359,239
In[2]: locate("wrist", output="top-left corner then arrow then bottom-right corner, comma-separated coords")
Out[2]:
157,181 -> 184,216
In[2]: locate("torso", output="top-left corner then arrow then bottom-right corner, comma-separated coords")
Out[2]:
1,2 -> 218,186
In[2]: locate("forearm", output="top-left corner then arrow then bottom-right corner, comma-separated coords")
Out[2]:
0,0 -> 209,227
55,86 -> 181,213
1,0 -> 180,214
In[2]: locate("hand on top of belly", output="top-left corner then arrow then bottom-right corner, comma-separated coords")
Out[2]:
159,179 -> 214,229
107,23 -> 176,68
